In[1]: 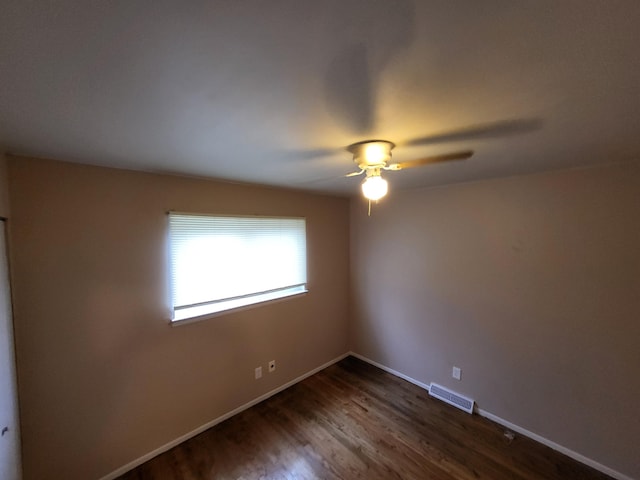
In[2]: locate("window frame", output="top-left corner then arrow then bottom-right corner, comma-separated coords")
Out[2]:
167,211 -> 308,324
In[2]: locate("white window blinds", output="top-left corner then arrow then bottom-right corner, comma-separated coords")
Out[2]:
168,213 -> 307,321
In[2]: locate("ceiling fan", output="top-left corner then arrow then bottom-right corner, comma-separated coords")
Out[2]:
316,43 -> 541,208
344,139 -> 473,202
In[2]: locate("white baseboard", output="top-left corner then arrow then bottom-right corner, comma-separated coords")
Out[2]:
475,408 -> 634,480
349,351 -> 433,392
99,352 -> 350,480
349,351 -> 634,480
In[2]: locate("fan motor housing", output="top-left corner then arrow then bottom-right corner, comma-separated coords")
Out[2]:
347,140 -> 395,169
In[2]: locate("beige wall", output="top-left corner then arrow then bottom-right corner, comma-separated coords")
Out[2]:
350,162 -> 640,479
7,156 -> 350,480
8,153 -> 640,479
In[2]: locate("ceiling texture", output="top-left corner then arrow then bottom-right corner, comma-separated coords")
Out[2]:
1,0 -> 640,196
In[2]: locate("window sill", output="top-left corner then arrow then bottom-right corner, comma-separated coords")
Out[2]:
170,287 -> 308,326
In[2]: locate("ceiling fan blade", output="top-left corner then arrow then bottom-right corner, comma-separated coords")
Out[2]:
324,43 -> 375,135
388,150 -> 473,170
402,119 -> 542,147
280,146 -> 343,162
345,170 -> 364,177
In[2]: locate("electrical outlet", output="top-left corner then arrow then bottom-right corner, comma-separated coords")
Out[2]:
268,360 -> 276,372
452,366 -> 461,380
255,366 -> 262,379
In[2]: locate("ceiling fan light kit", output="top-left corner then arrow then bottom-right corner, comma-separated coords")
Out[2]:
361,170 -> 388,201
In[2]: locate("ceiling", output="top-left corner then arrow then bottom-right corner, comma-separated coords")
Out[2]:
1,1 -> 640,196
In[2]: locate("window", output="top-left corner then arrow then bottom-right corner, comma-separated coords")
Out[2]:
168,213 -> 307,322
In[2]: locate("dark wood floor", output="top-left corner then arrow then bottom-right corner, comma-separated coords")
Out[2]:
118,356 -> 612,479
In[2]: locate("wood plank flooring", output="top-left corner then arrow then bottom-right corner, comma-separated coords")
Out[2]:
118,356 -> 613,479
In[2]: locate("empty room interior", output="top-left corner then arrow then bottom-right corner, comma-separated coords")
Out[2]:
0,1 -> 639,479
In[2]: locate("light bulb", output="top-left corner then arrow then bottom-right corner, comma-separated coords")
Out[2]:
361,175 -> 388,201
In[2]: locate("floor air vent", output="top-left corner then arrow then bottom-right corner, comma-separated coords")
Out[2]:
429,383 -> 474,414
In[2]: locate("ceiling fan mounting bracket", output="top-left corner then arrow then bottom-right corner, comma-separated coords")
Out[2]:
347,140 -> 395,170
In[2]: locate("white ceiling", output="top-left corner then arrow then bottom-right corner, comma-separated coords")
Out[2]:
1,1 -> 640,196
